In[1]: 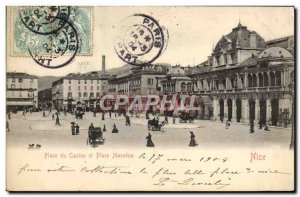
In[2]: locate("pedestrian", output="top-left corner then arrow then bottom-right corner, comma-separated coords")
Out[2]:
43,110 -> 46,118
112,123 -> 119,133
103,124 -> 106,132
146,133 -> 155,147
258,119 -> 263,129
6,120 -> 9,132
8,112 -> 11,120
249,119 -> 255,133
102,113 -> 105,120
125,115 -> 131,127
264,123 -> 270,131
55,116 -> 61,126
165,116 -> 168,124
225,120 -> 230,129
188,131 -> 198,146
75,124 -> 80,135
52,113 -> 55,120
71,124 -> 75,135
109,111 -> 112,119
88,123 -> 94,136
173,116 -> 176,124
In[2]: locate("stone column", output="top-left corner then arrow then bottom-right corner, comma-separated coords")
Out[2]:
256,73 -> 260,88
281,71 -> 284,87
224,98 -> 228,119
198,104 -> 203,119
266,98 -> 271,123
244,73 -> 248,88
204,105 -> 210,120
255,98 -> 260,123
232,98 -> 237,122
241,98 -> 249,123
213,97 -> 219,121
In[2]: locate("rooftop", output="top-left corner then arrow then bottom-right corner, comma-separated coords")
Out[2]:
7,72 -> 38,79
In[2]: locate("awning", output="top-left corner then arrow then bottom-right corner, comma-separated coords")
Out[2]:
7,101 -> 34,106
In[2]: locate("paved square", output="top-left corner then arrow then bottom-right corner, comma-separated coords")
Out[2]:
7,111 -> 292,150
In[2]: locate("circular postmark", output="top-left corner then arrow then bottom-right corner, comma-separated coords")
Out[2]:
114,14 -> 167,66
19,6 -> 70,35
28,16 -> 79,69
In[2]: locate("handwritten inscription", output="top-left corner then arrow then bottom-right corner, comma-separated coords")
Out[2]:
16,152 -> 291,190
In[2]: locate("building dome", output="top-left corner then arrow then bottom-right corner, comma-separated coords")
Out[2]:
166,66 -> 187,77
214,22 -> 266,54
258,47 -> 293,59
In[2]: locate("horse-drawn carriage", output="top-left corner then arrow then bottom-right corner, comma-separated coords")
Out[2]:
147,119 -> 166,131
87,127 -> 105,147
75,110 -> 85,119
179,112 -> 195,123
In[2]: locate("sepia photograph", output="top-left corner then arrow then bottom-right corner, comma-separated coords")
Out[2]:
5,6 -> 295,192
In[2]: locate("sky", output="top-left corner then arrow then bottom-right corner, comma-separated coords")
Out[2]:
7,6 -> 294,76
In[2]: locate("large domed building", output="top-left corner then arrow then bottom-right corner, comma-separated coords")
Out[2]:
211,22 -> 266,68
187,23 -> 294,126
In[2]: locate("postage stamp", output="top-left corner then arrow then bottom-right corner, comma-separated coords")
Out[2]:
27,16 -> 80,69
114,14 -> 168,66
9,6 -> 93,57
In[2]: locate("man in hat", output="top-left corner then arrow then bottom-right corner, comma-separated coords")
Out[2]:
71,123 -> 75,135
75,124 -> 80,135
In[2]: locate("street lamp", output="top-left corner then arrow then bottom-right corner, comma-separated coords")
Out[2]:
288,83 -> 294,149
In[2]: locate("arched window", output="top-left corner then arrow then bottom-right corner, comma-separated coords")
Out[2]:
187,83 -> 192,92
199,80 -> 203,90
181,82 -> 186,92
252,74 -> 257,87
207,80 -> 211,90
263,72 -> 269,87
248,74 -> 253,88
258,73 -> 263,87
215,80 -> 219,90
270,72 -> 275,86
222,79 -> 226,89
275,71 -> 281,86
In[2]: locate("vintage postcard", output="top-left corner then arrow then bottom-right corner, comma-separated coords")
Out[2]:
6,6 -> 295,191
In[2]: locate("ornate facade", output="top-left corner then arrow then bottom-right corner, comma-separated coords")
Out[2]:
187,23 -> 294,126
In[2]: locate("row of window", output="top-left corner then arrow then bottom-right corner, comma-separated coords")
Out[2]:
68,86 -> 101,91
69,79 -> 103,84
162,82 -> 193,92
9,91 -> 34,98
8,78 -> 34,83
68,92 -> 101,98
8,84 -> 34,89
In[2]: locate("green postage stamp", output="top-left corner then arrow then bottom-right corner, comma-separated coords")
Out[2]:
9,6 -> 93,57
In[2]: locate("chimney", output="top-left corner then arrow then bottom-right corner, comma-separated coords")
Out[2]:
102,55 -> 106,74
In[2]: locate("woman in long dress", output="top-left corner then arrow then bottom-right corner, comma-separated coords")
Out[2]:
112,123 -> 119,133
146,133 -> 155,147
189,131 -> 198,147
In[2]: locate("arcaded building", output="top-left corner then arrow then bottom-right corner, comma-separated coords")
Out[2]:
187,23 -> 294,126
